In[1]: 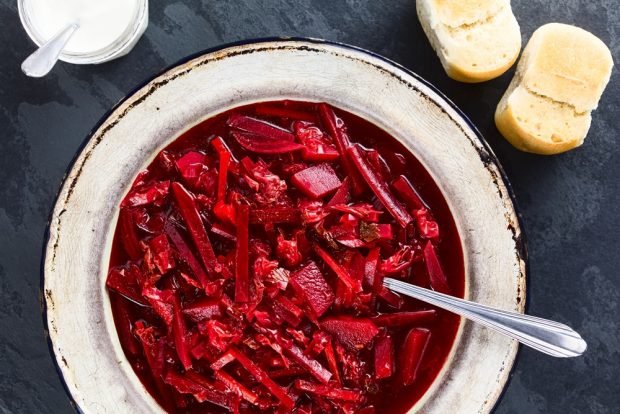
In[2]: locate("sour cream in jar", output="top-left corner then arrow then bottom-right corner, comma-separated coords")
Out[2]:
19,0 -> 148,64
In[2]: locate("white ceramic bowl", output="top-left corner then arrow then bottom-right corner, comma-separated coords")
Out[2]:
42,39 -> 527,414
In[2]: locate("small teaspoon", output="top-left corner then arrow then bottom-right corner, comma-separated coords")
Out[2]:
384,277 -> 587,358
22,22 -> 79,78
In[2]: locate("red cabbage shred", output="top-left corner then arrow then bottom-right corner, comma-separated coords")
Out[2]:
107,101 -> 464,414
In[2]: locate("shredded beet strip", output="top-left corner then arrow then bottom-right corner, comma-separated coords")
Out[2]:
213,370 -> 259,404
164,371 -> 231,408
227,113 -> 296,142
374,334 -> 394,379
119,208 -> 142,260
372,310 -> 437,328
211,136 -> 232,203
165,222 -> 209,288
114,297 -> 140,356
229,347 -> 296,409
171,295 -> 192,370
399,328 -> 431,386
171,182 -> 218,275
278,339 -> 332,384
323,339 -> 342,385
250,206 -> 301,225
294,380 -> 363,402
314,245 -> 362,293
391,175 -> 427,210
232,131 -> 305,154
234,204 -> 250,303
317,103 -> 366,195
348,145 -> 413,228
423,241 -> 451,294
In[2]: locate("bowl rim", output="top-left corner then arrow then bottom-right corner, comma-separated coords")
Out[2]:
40,36 -> 529,414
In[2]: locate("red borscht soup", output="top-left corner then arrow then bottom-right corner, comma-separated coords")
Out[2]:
107,101 -> 464,413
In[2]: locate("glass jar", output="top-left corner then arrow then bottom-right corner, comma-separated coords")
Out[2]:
18,0 -> 148,65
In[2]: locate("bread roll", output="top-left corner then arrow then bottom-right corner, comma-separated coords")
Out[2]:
495,23 -> 613,155
416,0 -> 521,83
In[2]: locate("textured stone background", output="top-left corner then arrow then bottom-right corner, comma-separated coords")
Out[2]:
0,0 -> 618,413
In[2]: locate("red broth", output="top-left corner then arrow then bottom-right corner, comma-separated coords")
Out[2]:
107,101 -> 464,413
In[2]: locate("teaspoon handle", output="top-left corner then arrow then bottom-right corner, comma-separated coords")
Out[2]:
22,22 -> 79,78
383,278 -> 587,358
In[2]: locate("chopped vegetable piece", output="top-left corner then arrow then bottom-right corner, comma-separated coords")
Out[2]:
213,370 -> 259,405
324,339 -> 342,385
211,137 -> 232,203
106,263 -> 146,306
391,175 -> 427,210
415,208 -> 440,241
294,121 -> 340,162
318,103 -> 365,195
327,177 -> 351,206
250,207 -> 301,225
171,295 -> 192,370
148,234 -> 175,274
164,371 -> 230,408
291,164 -> 342,199
423,241 -> 451,294
360,222 -> 393,243
348,145 -> 412,228
175,151 -> 208,188
372,310 -> 437,328
228,113 -> 296,142
290,261 -> 335,318
210,350 -> 236,371
235,204 -> 250,303
273,295 -> 304,327
381,245 -> 416,276
294,380 -> 363,402
314,245 -> 362,293
321,316 -> 379,351
121,180 -> 170,208
230,347 -> 295,409
232,131 -> 305,154
399,328 -> 431,386
114,297 -> 140,356
134,322 -> 165,381
182,298 -> 222,322
279,339 -> 332,384
276,234 -> 302,268
165,222 -> 209,288
171,182 -> 218,275
210,222 -> 237,242
118,208 -> 142,260
374,334 -> 394,379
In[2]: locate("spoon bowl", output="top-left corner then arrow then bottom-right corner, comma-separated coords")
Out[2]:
21,22 -> 79,77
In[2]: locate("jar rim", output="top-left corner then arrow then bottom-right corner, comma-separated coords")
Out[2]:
18,0 -> 148,65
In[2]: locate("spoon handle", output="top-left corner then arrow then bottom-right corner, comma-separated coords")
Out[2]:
21,23 -> 79,78
383,278 -> 587,358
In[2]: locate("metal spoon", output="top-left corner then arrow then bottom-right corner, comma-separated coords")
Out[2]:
383,278 -> 587,358
21,22 -> 79,78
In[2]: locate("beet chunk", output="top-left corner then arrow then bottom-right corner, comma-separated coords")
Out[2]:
321,316 -> 379,351
290,261 -> 335,318
291,163 -> 342,199
399,328 -> 431,386
374,333 -> 394,379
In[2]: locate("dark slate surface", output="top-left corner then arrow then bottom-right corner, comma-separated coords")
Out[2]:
0,0 -> 618,413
